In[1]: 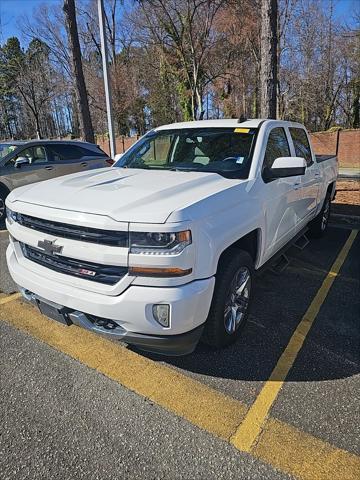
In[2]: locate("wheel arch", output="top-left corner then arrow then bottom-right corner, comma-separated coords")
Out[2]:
0,182 -> 10,195
216,228 -> 261,273
0,182 -> 10,220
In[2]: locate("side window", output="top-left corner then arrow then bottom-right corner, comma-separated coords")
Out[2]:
134,135 -> 173,166
30,146 -> 47,164
263,128 -> 290,169
11,146 -> 46,165
153,136 -> 172,164
289,128 -> 312,166
47,144 -> 83,161
16,147 -> 34,163
5,147 -> 33,166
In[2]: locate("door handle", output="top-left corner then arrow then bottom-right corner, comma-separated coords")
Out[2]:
80,162 -> 88,167
294,183 -> 301,190
45,166 -> 54,170
314,172 -> 320,177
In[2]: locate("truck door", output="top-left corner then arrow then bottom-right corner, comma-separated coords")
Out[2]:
261,127 -> 303,262
289,127 -> 320,225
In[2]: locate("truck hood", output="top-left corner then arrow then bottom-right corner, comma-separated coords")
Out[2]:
8,167 -> 236,223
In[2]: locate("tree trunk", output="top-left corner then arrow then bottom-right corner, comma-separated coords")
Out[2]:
196,87 -> 203,120
352,81 -> 360,129
260,0 -> 278,119
253,68 -> 259,118
4,105 -> 13,138
71,90 -> 80,137
35,113 -> 42,139
63,0 -> 95,143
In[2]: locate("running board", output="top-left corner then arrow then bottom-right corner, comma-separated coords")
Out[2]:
293,233 -> 309,251
256,227 -> 309,277
270,254 -> 290,274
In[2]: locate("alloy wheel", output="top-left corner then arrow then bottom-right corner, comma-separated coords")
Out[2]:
0,197 -> 5,221
224,267 -> 251,335
321,200 -> 330,231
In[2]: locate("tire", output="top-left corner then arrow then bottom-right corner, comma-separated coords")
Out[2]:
0,185 -> 8,225
202,248 -> 254,349
308,192 -> 331,239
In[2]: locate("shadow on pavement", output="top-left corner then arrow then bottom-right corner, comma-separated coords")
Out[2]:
136,228 -> 360,383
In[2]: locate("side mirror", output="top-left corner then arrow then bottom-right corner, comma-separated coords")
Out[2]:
264,157 -> 306,181
113,153 -> 124,163
15,156 -> 30,168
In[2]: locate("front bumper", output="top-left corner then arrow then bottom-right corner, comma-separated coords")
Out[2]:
20,289 -> 205,355
7,243 -> 214,355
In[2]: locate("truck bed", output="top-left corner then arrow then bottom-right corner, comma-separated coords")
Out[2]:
315,154 -> 337,163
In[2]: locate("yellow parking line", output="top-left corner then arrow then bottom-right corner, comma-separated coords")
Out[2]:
231,229 -> 358,453
0,298 -> 247,440
0,296 -> 359,479
253,417 -> 360,480
0,292 -> 21,305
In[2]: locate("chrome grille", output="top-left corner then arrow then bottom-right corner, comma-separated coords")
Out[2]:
20,243 -> 128,285
16,213 -> 128,247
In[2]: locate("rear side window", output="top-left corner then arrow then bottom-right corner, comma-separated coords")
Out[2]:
263,128 -> 290,169
289,128 -> 312,165
47,144 -> 107,161
80,146 -> 107,157
47,144 -> 83,161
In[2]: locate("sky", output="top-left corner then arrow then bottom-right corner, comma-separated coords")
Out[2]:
0,0 -> 60,43
0,0 -> 358,45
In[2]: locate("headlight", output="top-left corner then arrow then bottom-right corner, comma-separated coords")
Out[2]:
6,207 -> 18,224
130,230 -> 191,255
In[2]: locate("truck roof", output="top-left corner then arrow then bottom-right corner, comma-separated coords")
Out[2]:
155,119 -> 264,131
155,118 -> 306,131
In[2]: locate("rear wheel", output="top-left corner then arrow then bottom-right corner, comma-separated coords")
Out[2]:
202,249 -> 253,349
308,192 -> 331,238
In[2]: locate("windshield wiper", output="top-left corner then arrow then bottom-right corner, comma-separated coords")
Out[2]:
124,163 -> 150,169
169,165 -> 222,174
168,165 -> 203,172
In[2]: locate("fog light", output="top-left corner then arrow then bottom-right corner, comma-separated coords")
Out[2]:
152,304 -> 170,327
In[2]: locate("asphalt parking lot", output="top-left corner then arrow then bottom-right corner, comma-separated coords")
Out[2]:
0,224 -> 359,479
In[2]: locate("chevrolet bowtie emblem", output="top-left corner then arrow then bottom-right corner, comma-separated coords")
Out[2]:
37,239 -> 63,255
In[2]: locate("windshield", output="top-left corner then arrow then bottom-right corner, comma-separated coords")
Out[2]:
0,144 -> 18,159
115,128 -> 257,178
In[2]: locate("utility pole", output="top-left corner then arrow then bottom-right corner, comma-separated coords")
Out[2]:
97,0 -> 116,158
260,0 -> 278,119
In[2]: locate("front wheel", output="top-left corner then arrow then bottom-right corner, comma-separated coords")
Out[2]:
308,192 -> 331,238
202,249 -> 253,349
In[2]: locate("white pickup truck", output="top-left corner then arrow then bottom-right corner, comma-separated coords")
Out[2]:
6,119 -> 337,355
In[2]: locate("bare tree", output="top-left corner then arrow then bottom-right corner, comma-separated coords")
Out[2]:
63,0 -> 94,142
260,0 -> 278,118
136,0 -> 226,120
2,0 -> 357,140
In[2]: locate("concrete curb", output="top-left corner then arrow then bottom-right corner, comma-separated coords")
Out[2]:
338,175 -> 360,180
